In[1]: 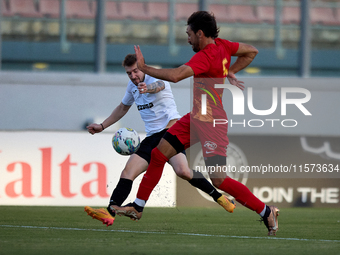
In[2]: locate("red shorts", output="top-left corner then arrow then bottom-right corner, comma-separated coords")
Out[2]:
167,113 -> 229,158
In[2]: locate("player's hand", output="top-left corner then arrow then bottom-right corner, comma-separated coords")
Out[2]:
138,82 -> 147,94
86,123 -> 103,135
227,73 -> 245,91
134,45 -> 146,71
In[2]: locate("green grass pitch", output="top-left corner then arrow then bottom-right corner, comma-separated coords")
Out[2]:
0,206 -> 339,254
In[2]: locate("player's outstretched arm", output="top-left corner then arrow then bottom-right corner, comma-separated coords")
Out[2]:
134,45 -> 194,83
86,123 -> 104,135
86,102 -> 131,135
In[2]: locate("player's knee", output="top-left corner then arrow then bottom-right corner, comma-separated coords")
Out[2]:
211,178 -> 224,188
120,166 -> 139,180
174,165 -> 191,180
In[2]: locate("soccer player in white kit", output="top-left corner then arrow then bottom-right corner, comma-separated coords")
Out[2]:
84,54 -> 235,226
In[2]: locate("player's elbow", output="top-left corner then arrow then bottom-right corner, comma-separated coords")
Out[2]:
170,76 -> 181,83
244,50 -> 258,64
249,47 -> 259,59
165,75 -> 181,83
238,43 -> 259,60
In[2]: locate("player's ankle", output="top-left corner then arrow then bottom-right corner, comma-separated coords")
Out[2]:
107,205 -> 116,217
132,202 -> 144,213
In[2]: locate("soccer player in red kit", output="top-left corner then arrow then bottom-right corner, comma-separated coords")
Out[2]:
112,11 -> 279,236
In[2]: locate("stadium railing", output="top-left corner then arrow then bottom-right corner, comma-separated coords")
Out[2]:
1,0 -> 340,30
1,0 -> 340,72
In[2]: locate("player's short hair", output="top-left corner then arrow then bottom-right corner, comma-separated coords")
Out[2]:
187,11 -> 219,39
122,54 -> 137,67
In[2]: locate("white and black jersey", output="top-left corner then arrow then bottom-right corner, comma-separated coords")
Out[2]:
121,74 -> 181,136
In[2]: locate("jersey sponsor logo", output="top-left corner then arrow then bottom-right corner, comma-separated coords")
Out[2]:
204,141 -> 217,151
137,102 -> 154,111
132,89 -> 138,94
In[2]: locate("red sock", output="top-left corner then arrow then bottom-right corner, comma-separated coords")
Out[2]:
218,177 -> 265,214
136,147 -> 168,201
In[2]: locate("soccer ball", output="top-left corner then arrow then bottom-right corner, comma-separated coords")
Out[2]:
112,127 -> 140,155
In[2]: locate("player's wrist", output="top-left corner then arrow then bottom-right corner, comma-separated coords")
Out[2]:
100,123 -> 105,131
139,62 -> 147,72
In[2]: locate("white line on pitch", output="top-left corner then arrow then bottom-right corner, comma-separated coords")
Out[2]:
1,225 -> 339,243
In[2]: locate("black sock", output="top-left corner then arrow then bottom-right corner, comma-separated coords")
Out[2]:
107,178 -> 133,216
132,202 -> 144,213
263,205 -> 270,218
188,170 -> 222,202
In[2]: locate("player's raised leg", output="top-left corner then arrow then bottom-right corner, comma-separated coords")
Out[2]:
169,153 -> 235,213
111,141 -> 174,220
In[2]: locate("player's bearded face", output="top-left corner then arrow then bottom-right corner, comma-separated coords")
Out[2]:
125,63 -> 145,85
186,26 -> 199,52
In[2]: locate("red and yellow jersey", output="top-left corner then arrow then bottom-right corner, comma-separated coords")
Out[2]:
185,38 -> 239,122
